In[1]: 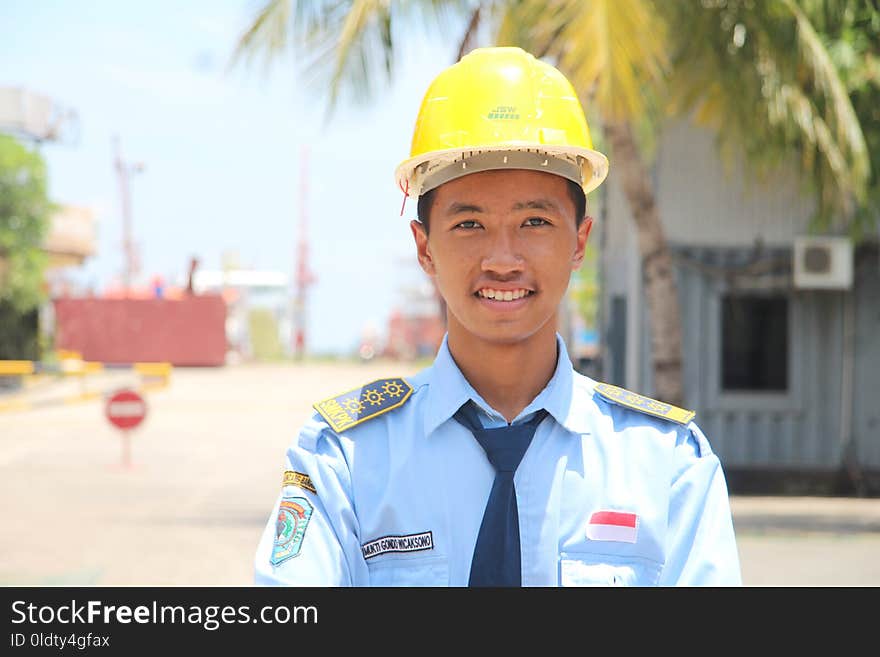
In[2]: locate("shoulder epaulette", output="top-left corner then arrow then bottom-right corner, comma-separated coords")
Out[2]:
313,378 -> 413,433
593,382 -> 695,426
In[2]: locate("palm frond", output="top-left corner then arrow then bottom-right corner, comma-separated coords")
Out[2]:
664,0 -> 871,226
457,5 -> 482,60
229,0 -> 294,73
231,0 -> 475,113
494,0 -> 669,123
781,0 -> 869,199
326,0 -> 390,107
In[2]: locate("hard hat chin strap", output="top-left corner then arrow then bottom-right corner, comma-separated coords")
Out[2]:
418,150 -> 584,195
399,179 -> 409,217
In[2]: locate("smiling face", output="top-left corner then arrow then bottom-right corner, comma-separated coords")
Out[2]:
410,169 -> 592,347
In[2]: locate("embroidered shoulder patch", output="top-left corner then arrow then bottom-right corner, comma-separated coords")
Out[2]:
593,382 -> 695,425
282,470 -> 316,494
313,378 -> 413,433
271,496 -> 313,566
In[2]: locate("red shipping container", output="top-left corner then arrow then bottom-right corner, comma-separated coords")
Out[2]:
53,296 -> 227,366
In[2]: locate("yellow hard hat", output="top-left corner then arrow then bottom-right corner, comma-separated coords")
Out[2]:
395,46 -> 609,200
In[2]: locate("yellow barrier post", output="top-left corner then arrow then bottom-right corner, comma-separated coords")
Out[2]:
0,359 -> 173,413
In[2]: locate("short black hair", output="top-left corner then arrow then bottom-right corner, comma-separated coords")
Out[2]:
416,177 -> 587,233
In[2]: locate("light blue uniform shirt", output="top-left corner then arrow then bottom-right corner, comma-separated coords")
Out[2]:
255,334 -> 741,586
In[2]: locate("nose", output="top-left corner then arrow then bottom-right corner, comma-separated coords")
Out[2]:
481,228 -> 524,277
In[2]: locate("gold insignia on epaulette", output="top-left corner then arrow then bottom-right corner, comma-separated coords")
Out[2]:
282,470 -> 316,494
593,382 -> 695,425
313,378 -> 413,433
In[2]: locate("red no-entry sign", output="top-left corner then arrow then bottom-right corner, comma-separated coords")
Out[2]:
105,389 -> 147,430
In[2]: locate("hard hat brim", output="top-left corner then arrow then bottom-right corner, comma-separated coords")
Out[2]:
395,144 -> 609,198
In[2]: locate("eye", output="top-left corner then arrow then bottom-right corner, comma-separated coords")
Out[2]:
523,217 -> 551,227
454,220 -> 483,230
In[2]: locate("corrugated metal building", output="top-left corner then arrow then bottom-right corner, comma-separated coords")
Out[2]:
599,119 -> 880,494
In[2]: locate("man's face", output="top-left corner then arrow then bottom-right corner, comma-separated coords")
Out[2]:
411,169 -> 592,345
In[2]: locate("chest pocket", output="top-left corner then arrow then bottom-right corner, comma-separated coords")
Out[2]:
560,553 -> 662,587
367,556 -> 449,587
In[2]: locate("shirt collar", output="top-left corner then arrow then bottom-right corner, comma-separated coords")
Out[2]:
422,333 -> 587,437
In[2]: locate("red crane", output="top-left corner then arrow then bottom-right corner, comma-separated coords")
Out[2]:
292,145 -> 317,358
113,136 -> 144,296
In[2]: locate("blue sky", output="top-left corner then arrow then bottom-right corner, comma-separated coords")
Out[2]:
2,0 -> 463,354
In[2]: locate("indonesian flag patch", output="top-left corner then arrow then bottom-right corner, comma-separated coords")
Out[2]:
586,510 -> 639,544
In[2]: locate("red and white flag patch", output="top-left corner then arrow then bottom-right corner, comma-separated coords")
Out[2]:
586,510 -> 639,543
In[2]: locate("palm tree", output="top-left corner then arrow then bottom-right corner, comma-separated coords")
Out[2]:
663,0 -> 869,227
804,0 -> 880,238
231,0 -> 869,406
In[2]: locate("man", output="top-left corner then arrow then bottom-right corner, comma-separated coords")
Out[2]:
255,47 -> 741,586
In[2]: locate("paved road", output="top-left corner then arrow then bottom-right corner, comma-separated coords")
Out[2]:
1,362 -> 877,586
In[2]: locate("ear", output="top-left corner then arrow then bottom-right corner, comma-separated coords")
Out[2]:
571,217 -> 593,270
410,220 -> 436,276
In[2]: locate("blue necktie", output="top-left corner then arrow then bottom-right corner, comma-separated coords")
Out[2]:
454,402 -> 548,587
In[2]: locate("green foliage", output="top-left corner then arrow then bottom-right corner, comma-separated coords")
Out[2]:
802,0 -> 880,239
0,300 -> 39,360
570,242 -> 599,329
663,0 -> 873,235
0,134 -> 51,313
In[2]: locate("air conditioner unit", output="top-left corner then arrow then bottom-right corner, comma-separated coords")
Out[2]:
793,236 -> 853,289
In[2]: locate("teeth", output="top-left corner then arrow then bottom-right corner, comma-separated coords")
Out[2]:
478,289 -> 531,301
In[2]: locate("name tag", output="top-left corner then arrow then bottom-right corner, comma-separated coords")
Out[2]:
361,531 -> 434,560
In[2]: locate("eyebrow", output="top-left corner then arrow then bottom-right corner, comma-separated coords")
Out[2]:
511,199 -> 559,212
446,202 -> 485,215
445,199 -> 559,215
